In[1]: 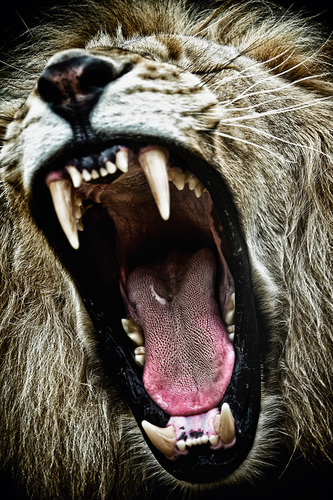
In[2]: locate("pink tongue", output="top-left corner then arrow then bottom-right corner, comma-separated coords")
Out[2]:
126,248 -> 235,416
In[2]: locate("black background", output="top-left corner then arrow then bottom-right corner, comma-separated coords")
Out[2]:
0,0 -> 332,51
0,1 -> 332,499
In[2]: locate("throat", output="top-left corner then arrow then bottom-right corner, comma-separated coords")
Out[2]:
125,248 -> 235,416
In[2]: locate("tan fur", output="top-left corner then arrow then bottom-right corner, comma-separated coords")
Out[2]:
0,1 -> 332,497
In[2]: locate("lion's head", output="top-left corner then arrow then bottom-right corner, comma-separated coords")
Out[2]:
0,0 -> 332,497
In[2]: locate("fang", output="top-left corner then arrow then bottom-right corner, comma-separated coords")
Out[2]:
138,147 -> 170,221
141,420 -> 176,457
214,403 -> 236,444
48,179 -> 79,249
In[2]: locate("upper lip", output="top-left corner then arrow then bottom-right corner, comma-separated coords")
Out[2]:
30,138 -> 261,483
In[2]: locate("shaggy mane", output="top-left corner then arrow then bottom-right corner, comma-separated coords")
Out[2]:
0,1 -> 332,497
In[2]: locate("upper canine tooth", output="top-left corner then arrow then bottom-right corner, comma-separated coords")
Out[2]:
66,165 -> 82,188
115,149 -> 129,172
224,292 -> 235,326
138,148 -> 170,221
141,420 -> 176,457
48,179 -> 79,249
214,403 -> 236,444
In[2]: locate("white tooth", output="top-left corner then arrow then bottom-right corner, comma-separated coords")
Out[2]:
100,167 -> 108,177
74,204 -> 82,219
201,435 -> 209,444
66,165 -> 82,188
186,438 -> 193,447
121,317 -> 139,334
227,325 -> 235,343
208,434 -> 219,446
48,179 -> 79,249
121,318 -> 144,346
214,403 -> 236,444
142,420 -> 176,457
106,160 -> 117,174
224,292 -> 235,326
134,346 -> 146,367
77,218 -> 84,231
187,173 -> 200,191
135,354 -> 145,367
168,168 -> 186,190
74,195 -> 83,207
134,346 -> 145,355
194,182 -> 204,198
91,169 -> 99,179
128,333 -> 144,346
82,169 -> 91,182
115,149 -> 129,172
176,440 -> 186,452
139,148 -> 170,221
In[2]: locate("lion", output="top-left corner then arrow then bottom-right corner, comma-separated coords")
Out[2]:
0,0 -> 332,497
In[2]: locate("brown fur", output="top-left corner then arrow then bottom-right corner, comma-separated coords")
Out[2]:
0,1 -> 332,497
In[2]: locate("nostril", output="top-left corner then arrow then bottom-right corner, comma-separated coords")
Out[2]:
37,74 -> 64,105
78,60 -> 116,93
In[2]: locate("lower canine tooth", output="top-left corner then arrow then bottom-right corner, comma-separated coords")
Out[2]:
142,420 -> 176,457
48,179 -> 79,249
214,403 -> 236,444
139,147 -> 170,221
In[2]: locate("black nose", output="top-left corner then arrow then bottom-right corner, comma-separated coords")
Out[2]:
37,55 -> 125,116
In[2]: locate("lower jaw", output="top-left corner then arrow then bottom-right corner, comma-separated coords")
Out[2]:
31,141 -> 261,484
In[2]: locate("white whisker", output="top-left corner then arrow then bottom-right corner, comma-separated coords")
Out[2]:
215,131 -> 287,161
220,71 -> 331,109
0,59 -> 35,76
221,95 -> 333,122
223,123 -> 333,162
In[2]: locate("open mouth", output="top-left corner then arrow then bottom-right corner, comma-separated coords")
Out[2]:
31,139 -> 261,483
